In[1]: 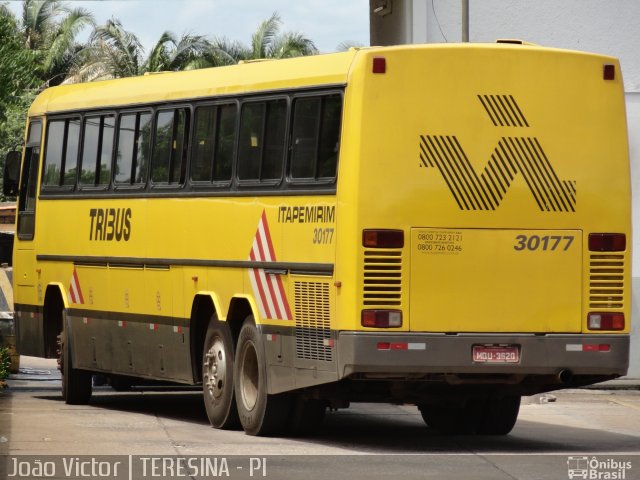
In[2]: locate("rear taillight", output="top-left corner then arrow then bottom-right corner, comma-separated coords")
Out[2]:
362,229 -> 404,248
362,309 -> 402,328
587,312 -> 625,331
588,233 -> 625,251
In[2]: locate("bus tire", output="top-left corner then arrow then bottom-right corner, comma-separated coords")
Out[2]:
288,397 -> 326,436
476,395 -> 521,435
202,317 -> 239,429
417,400 -> 481,435
234,316 -> 291,436
59,327 -> 92,405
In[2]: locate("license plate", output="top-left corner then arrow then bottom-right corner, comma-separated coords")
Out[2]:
472,345 -> 520,363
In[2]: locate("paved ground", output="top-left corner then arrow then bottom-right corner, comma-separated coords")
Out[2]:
1,357 -> 639,479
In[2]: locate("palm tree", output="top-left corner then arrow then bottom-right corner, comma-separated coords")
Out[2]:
209,12 -> 318,63
66,12 -> 319,83
67,18 -> 216,82
20,0 -> 94,86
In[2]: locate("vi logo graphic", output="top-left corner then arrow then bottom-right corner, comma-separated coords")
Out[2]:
419,94 -> 576,212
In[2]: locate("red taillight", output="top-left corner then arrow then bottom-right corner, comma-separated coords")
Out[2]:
362,309 -> 402,328
588,312 -> 625,331
362,229 -> 404,248
376,342 -> 409,350
588,233 -> 626,251
603,64 -> 615,80
583,344 -> 611,352
372,56 -> 386,74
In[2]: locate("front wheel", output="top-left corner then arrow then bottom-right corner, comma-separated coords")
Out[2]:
59,325 -> 92,405
202,317 -> 239,429
234,317 -> 290,436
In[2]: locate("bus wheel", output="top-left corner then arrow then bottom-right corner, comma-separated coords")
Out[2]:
59,328 -> 92,405
202,317 -> 239,429
418,399 -> 483,435
289,397 -> 326,436
234,316 -> 291,436
476,395 -> 521,435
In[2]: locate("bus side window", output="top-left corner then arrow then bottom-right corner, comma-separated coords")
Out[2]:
238,102 -> 265,180
42,117 -> 80,188
191,103 -> 236,184
80,114 -> 115,188
290,94 -> 342,181
115,112 -> 151,186
17,121 -> 42,239
317,95 -> 342,178
238,99 -> 286,183
213,104 -> 236,182
191,106 -> 216,182
152,108 -> 189,186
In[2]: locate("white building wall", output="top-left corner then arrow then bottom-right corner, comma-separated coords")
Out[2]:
370,0 -> 640,377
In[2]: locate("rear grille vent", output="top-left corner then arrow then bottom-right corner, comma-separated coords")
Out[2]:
589,254 -> 624,309
363,250 -> 402,306
294,281 -> 332,362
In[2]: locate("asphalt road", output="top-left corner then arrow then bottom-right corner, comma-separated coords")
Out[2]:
1,357 -> 639,480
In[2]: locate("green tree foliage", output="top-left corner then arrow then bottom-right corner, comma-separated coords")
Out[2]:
67,19 -> 216,82
209,12 -> 318,64
0,9 -> 37,111
20,0 -> 94,87
0,8 -> 37,162
0,346 -> 10,386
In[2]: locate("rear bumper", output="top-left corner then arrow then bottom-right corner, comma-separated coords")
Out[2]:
337,333 -> 629,377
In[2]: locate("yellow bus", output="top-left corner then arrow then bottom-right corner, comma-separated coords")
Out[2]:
5,42 -> 631,436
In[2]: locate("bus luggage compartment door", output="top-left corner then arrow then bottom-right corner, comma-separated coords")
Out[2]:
410,228 -> 582,333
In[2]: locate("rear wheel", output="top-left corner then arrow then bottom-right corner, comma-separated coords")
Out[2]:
476,395 -> 521,435
202,317 -> 239,429
234,316 -> 290,436
418,401 -> 479,434
418,394 -> 521,435
59,322 -> 92,405
288,396 -> 326,436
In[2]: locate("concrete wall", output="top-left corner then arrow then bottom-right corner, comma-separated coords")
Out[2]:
370,0 -> 640,377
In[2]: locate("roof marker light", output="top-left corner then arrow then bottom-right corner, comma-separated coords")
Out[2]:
372,57 -> 386,74
603,64 -> 615,81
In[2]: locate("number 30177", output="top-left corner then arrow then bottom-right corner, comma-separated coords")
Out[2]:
514,235 -> 574,251
313,228 -> 334,244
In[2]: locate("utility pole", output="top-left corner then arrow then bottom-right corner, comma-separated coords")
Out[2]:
462,0 -> 469,42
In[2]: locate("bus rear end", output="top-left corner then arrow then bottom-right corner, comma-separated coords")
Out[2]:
334,43 -> 630,433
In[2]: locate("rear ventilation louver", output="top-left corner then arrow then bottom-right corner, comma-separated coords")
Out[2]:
294,282 -> 332,362
363,250 -> 402,306
589,254 -> 624,309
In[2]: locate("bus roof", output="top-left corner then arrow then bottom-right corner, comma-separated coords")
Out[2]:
29,50 -> 358,116
28,43 -> 616,116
